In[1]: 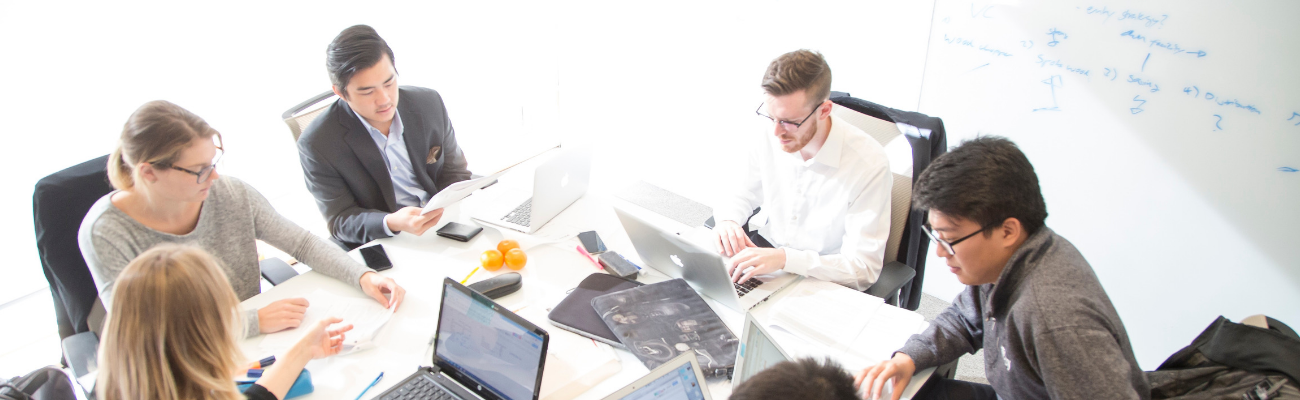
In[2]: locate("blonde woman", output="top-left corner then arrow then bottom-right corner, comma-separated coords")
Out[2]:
97,244 -> 352,400
79,100 -> 404,338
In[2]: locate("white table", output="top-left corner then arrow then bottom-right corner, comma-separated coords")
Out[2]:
239,170 -> 932,399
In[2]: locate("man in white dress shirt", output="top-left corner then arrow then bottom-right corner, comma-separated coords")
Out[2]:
713,49 -> 893,290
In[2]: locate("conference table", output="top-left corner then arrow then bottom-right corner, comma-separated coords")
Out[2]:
238,160 -> 934,399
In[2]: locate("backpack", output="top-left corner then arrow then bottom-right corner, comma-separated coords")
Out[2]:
0,366 -> 77,400
1148,315 -> 1300,400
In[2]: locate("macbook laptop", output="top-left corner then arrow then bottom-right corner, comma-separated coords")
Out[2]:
374,278 -> 550,400
613,208 -> 798,313
600,352 -> 712,400
471,149 -> 590,233
731,312 -> 792,390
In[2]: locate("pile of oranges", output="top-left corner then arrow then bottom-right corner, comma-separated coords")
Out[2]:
481,240 -> 528,271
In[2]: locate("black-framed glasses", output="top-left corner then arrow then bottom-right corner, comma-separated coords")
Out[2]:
756,103 -> 819,131
921,222 -> 995,255
161,150 -> 223,184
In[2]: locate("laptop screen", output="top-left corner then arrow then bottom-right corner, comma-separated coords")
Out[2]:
617,359 -> 707,400
436,281 -> 546,400
735,318 -> 789,385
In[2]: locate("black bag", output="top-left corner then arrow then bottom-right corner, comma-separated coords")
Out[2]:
0,366 -> 77,400
1148,316 -> 1300,400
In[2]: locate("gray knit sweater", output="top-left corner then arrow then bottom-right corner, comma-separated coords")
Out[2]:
898,227 -> 1149,399
79,176 -> 370,338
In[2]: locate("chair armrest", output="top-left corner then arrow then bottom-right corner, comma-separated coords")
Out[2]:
260,257 -> 299,286
61,331 -> 98,380
864,261 -> 916,301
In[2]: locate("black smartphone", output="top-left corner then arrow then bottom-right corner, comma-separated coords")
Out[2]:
359,244 -> 393,271
578,231 -> 607,254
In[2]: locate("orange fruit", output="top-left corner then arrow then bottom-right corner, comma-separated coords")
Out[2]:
481,249 -> 504,270
497,240 -> 520,255
504,248 -> 528,270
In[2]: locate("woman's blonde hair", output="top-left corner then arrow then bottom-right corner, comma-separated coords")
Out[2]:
108,100 -> 223,190
97,244 -> 245,400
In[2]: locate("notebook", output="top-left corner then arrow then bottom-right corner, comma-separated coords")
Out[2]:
547,273 -> 644,348
591,279 -> 738,378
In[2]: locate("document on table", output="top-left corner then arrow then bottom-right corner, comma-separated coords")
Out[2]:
420,144 -> 559,214
258,290 -> 395,353
768,278 -> 926,369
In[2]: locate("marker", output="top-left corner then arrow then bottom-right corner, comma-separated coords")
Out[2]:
244,355 -> 275,370
460,266 -> 481,284
576,245 -> 602,270
355,372 -> 384,400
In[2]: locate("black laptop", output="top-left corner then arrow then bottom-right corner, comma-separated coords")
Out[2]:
375,278 -> 550,400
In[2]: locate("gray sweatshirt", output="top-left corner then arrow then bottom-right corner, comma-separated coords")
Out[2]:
79,176 -> 370,338
898,227 -> 1149,399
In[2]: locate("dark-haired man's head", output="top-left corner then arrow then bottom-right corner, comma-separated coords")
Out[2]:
913,136 -> 1048,285
327,25 -> 400,130
759,50 -> 834,155
730,357 -> 858,400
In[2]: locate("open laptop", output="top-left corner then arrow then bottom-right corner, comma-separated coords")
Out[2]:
600,352 -> 712,400
731,312 -> 792,390
613,208 -> 798,313
374,278 -> 550,400
471,148 -> 590,233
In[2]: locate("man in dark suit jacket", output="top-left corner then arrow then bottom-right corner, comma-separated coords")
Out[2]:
298,25 -> 472,249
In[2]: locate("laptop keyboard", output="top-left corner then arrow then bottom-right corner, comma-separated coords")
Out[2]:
380,373 -> 457,400
501,198 -> 532,227
735,278 -> 763,296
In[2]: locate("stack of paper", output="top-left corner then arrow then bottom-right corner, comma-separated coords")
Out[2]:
768,278 -> 925,370
258,290 -> 395,354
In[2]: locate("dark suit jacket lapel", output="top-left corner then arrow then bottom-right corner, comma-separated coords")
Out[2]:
398,90 -> 440,194
337,100 -> 399,211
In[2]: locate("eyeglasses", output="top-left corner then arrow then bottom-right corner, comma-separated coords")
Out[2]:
756,103 -> 819,131
160,150 -> 223,184
921,222 -> 995,256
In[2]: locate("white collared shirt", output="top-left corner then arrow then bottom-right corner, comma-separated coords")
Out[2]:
714,114 -> 892,290
352,109 -> 428,236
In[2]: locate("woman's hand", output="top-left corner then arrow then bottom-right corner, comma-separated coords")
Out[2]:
295,317 -> 354,359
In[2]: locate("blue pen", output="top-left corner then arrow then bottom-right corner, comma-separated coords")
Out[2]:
355,372 -> 384,400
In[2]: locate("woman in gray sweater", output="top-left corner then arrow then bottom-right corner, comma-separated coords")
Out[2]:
79,100 -> 405,338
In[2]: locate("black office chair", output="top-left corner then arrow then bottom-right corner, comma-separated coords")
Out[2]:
829,92 -> 948,311
32,155 -> 114,378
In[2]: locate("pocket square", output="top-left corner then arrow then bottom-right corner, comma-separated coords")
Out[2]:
426,146 -> 441,164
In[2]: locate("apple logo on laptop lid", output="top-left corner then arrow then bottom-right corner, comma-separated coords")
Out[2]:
670,254 -> 684,268
560,173 -> 570,188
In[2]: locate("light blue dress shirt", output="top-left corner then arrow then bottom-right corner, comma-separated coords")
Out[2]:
352,109 -> 429,235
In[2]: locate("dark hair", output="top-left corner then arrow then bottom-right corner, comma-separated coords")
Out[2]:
730,358 -> 858,400
761,50 -> 832,108
913,136 -> 1048,236
326,24 -> 397,98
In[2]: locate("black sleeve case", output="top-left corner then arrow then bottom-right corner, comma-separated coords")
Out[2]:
547,273 -> 643,348
591,278 -> 739,378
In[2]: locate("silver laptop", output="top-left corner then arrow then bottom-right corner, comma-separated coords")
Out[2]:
600,352 -> 712,400
613,208 -> 798,312
472,149 -> 590,233
732,312 -> 792,390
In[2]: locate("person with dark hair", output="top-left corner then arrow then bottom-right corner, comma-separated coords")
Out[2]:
297,24 -> 473,249
732,357 -> 860,400
854,137 -> 1148,399
712,49 -> 893,291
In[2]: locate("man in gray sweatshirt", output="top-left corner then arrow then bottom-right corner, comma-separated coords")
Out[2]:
854,137 -> 1149,399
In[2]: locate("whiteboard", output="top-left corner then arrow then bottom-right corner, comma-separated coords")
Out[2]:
918,0 -> 1300,368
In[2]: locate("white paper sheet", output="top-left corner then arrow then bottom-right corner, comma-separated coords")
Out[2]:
770,278 -> 884,352
420,145 -> 559,214
257,290 -> 395,354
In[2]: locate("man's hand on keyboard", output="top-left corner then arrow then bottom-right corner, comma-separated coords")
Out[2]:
727,247 -> 785,283
713,220 -> 756,257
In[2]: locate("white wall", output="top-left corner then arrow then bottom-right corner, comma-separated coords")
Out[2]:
917,0 -> 1300,369
0,0 -> 935,306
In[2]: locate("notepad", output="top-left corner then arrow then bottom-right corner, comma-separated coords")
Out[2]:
258,290 -> 395,354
